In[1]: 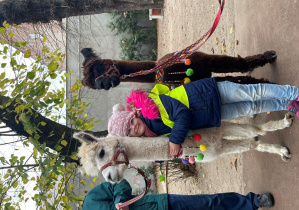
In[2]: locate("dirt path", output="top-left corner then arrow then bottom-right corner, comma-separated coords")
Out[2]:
156,0 -> 246,195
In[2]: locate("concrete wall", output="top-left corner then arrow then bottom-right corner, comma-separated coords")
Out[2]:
65,13 -> 155,209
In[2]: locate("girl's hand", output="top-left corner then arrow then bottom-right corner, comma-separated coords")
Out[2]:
128,101 -> 140,115
115,203 -> 129,210
169,142 -> 180,156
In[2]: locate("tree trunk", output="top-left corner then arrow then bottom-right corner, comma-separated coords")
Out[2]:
0,0 -> 164,24
0,95 -> 108,157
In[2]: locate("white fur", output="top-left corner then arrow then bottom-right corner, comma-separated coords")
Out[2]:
74,113 -> 293,183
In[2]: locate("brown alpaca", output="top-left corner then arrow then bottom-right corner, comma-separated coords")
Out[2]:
80,48 -> 277,90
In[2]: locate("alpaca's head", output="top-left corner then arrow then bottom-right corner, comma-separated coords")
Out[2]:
74,132 -> 128,183
80,48 -> 120,90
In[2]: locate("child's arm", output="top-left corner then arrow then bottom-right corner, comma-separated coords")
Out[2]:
169,142 -> 181,156
160,95 -> 191,154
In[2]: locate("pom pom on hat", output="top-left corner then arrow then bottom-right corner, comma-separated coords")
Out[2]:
112,104 -> 125,112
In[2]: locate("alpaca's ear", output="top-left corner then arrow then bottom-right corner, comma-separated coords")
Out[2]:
73,132 -> 97,144
80,48 -> 99,60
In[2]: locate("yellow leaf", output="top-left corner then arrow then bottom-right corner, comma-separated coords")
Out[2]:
228,42 -> 231,47
230,26 -> 233,34
222,43 -> 226,52
3,21 -> 9,28
24,49 -> 31,58
13,24 -> 20,29
40,122 -> 46,126
84,113 -> 88,117
92,177 -> 97,183
61,140 -> 68,146
70,83 -> 78,93
89,183 -> 94,188
215,37 -> 219,45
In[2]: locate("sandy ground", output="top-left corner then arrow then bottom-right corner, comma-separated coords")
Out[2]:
155,0 -> 248,196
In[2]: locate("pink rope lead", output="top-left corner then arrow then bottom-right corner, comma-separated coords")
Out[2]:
116,1 -> 225,208
121,0 -> 225,80
116,164 -> 152,209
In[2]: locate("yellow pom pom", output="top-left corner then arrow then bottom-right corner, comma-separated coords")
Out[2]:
184,77 -> 191,84
199,144 -> 207,151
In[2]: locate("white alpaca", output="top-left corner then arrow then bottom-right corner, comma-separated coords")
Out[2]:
74,113 -> 293,183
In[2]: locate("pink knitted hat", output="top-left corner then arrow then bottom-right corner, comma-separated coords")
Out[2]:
108,104 -> 136,136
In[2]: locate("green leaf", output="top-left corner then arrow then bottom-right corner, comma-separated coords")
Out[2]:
22,174 -> 29,184
12,181 -> 18,188
48,62 -> 58,71
55,145 -> 62,151
27,71 -> 36,79
0,39 -> 8,45
0,27 -> 6,34
61,140 -> 67,146
24,49 -> 31,58
20,41 -> 27,47
8,32 -> 14,37
75,195 -> 84,201
70,154 -> 78,160
50,73 -> 57,79
1,63 -> 6,68
34,134 -> 40,140
15,42 -> 21,48
40,122 -> 46,126
43,36 -> 47,42
15,104 -> 24,113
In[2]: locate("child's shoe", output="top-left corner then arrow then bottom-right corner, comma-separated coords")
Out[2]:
287,100 -> 299,117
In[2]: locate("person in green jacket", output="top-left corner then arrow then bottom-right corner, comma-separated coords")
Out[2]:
82,179 -> 274,210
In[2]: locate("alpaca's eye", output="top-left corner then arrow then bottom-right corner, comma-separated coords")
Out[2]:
99,150 -> 105,158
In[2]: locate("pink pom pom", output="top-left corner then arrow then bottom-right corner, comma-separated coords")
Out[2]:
188,157 -> 195,164
126,90 -> 159,119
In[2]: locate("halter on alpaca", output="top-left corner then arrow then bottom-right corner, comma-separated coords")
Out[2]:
100,149 -> 151,208
94,60 -> 120,82
83,58 -> 121,83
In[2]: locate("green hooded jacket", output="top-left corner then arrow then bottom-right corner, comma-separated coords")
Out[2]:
82,179 -> 168,210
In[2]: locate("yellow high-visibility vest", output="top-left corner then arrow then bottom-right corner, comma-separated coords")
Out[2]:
148,84 -> 189,136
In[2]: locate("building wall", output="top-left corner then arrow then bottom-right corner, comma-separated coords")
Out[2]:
66,13 -> 156,209
0,21 -> 66,71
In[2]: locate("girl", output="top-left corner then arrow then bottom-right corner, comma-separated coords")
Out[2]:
108,78 -> 299,156
82,178 -> 274,210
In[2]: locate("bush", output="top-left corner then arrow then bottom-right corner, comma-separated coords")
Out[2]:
107,10 -> 157,61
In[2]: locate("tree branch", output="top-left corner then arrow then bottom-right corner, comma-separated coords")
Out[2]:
0,164 -> 39,170
0,95 -> 108,157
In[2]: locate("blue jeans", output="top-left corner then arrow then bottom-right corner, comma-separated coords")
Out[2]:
168,192 -> 259,210
216,81 -> 299,119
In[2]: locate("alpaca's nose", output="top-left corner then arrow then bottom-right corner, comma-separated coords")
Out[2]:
107,173 -> 112,181
107,172 -> 119,182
